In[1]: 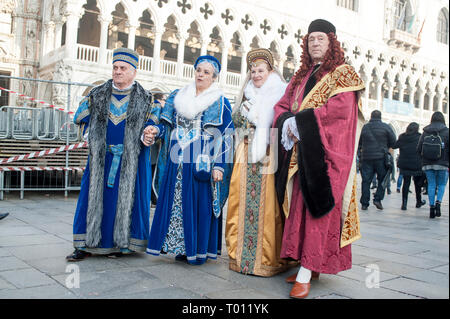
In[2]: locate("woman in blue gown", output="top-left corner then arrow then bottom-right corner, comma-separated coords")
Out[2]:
147,55 -> 234,265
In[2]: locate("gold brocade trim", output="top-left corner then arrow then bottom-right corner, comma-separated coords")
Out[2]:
228,258 -> 290,277
299,64 -> 365,112
254,162 -> 266,272
235,142 -> 248,266
75,108 -> 90,124
340,175 -> 362,247
282,146 -> 298,219
109,112 -> 127,125
73,234 -> 146,253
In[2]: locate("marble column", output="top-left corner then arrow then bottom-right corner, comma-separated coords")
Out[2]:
64,13 -> 81,60
240,48 -> 247,81
220,43 -> 230,87
127,23 -> 138,50
152,30 -> 163,75
176,33 -> 187,78
200,36 -> 209,56
98,16 -> 111,65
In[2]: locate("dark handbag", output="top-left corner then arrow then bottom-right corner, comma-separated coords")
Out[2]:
384,152 -> 393,169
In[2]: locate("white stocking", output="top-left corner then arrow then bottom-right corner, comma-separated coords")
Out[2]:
296,266 -> 312,283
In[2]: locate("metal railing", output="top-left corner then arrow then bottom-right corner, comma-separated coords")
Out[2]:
0,74 -> 93,199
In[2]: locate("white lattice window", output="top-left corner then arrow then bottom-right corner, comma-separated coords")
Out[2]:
336,0 -> 358,12
437,9 -> 449,45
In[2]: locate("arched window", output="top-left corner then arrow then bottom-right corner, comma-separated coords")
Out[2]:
437,9 -> 449,44
136,10 -> 155,57
185,21 -> 201,65
77,0 -> 100,47
283,46 -> 296,82
228,32 -> 242,73
108,3 -> 129,49
161,15 -> 179,61
207,26 -> 222,63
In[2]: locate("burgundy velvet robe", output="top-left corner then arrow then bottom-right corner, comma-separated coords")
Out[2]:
273,69 -> 358,274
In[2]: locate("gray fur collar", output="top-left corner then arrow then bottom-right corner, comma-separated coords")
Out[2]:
85,79 -> 152,248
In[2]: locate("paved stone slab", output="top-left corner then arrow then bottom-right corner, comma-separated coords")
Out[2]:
0,268 -> 56,288
381,277 -> 449,299
52,268 -> 171,299
0,225 -> 47,237
336,264 -> 400,283
0,248 -> 12,257
5,243 -> 72,261
0,277 -> 15,290
105,286 -> 204,299
0,256 -> 31,271
0,234 -> 67,247
315,275 -> 421,299
26,256 -> 74,276
402,269 -> 449,288
0,284 -> 76,299
431,264 -> 449,274
363,260 -> 428,276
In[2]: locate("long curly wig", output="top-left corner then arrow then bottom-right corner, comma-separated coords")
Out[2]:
289,32 -> 345,95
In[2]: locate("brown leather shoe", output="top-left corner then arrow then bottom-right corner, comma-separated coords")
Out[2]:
289,282 -> 311,299
285,271 -> 320,283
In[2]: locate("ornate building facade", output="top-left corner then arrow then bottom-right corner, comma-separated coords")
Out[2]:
0,0 -> 449,135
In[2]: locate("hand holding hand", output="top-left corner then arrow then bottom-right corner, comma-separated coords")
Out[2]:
142,125 -> 158,146
212,169 -> 223,182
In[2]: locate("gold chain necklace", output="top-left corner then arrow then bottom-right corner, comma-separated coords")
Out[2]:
291,64 -> 321,112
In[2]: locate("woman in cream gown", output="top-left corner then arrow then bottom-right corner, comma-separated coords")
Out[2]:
226,48 -> 289,276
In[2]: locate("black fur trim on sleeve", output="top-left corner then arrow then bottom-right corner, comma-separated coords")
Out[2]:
295,108 -> 335,218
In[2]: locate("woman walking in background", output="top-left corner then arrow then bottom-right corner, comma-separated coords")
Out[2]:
417,112 -> 449,218
392,122 -> 426,210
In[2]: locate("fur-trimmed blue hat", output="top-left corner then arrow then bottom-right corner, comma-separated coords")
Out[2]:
194,55 -> 221,74
113,47 -> 139,69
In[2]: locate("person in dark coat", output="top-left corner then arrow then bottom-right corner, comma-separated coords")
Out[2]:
358,110 -> 396,210
392,122 -> 426,210
417,111 -> 449,218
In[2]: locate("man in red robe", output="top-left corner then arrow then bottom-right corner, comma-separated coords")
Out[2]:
273,19 -> 365,299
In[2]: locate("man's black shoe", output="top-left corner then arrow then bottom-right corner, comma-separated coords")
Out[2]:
66,249 -> 91,262
361,205 -> 368,211
373,200 -> 383,210
0,213 -> 9,220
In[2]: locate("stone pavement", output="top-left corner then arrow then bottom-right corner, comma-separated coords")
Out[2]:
0,181 -> 448,300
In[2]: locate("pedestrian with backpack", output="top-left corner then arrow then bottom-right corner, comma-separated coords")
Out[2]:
392,122 -> 426,211
417,112 -> 449,219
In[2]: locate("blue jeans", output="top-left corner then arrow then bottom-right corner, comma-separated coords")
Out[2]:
424,169 -> 449,206
360,159 -> 388,206
397,174 -> 403,190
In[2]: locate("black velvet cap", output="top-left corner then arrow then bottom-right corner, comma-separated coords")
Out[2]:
308,19 -> 336,35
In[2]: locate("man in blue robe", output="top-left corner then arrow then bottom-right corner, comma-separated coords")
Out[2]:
66,48 -> 162,261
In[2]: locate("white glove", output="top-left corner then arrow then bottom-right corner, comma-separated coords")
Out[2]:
281,117 -> 300,151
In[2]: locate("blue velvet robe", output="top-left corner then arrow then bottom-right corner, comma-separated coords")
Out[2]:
72,87 -> 162,254
147,89 -> 234,264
